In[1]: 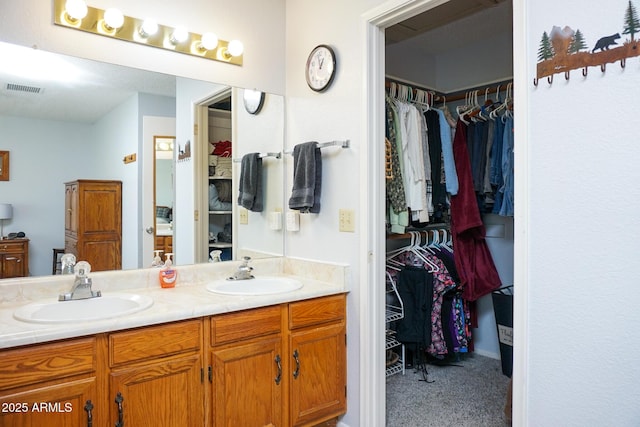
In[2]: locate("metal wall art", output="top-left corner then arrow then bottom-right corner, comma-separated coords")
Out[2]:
534,1 -> 640,85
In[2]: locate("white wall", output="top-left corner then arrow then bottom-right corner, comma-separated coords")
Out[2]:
13,0 -> 640,425
92,94 -> 140,270
285,2 -> 372,425
522,0 -> 640,424
174,77 -> 227,266
0,116 -> 94,276
0,0 -> 286,95
234,90 -> 285,257
289,0 -> 640,426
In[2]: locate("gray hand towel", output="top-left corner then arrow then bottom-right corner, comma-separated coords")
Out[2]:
288,141 -> 322,213
237,153 -> 263,212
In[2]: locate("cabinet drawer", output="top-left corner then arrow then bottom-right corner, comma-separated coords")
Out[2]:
211,305 -> 282,346
289,294 -> 346,330
109,319 -> 201,367
0,241 -> 25,254
0,337 -> 97,391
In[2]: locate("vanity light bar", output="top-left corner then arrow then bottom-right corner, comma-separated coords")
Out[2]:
53,0 -> 243,66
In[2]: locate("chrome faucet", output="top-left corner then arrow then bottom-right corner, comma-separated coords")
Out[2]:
229,256 -> 254,280
59,261 -> 102,301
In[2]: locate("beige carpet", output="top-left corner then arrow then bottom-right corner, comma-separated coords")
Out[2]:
386,353 -> 510,426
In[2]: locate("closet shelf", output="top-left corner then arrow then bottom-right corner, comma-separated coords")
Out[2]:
385,335 -> 402,351
385,358 -> 405,378
386,307 -> 403,324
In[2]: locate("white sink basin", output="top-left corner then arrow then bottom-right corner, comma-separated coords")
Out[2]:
206,277 -> 303,296
13,293 -> 154,324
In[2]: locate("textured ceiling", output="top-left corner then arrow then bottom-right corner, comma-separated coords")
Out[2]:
0,1 -> 512,123
386,0 -> 511,54
0,42 -> 176,123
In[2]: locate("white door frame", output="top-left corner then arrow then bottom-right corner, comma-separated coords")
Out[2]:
193,87 -> 233,263
360,0 -> 529,425
141,116 -> 176,268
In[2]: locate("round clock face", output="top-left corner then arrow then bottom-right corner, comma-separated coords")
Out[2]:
305,45 -> 336,92
243,89 -> 265,115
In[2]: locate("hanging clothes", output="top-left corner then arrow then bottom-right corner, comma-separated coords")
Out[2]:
424,109 -> 448,223
498,116 -> 514,216
436,108 -> 459,196
450,119 -> 502,301
385,99 -> 409,234
388,243 -> 470,358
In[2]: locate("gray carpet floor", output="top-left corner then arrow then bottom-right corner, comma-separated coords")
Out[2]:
386,353 -> 511,427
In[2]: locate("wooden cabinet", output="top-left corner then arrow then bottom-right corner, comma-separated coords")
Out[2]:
0,337 -> 102,427
0,294 -> 346,427
209,305 -> 284,427
288,295 -> 347,426
65,180 -> 122,272
108,319 -> 204,427
155,235 -> 173,259
208,294 -> 347,427
0,238 -> 28,278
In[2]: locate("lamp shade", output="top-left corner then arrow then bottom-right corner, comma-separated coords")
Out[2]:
0,204 -> 13,220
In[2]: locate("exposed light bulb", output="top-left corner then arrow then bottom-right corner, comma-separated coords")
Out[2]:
103,8 -> 124,30
170,27 -> 189,44
227,40 -> 244,57
65,0 -> 88,21
200,33 -> 219,51
139,19 -> 158,37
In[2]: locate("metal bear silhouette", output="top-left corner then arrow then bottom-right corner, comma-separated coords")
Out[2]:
592,33 -> 621,52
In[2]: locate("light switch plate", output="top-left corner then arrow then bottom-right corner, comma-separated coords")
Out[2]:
339,209 -> 355,232
286,211 -> 300,231
239,208 -> 249,224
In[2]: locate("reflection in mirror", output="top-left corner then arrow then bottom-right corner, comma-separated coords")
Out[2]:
0,150 -> 9,181
154,136 -> 175,262
0,41 -> 285,280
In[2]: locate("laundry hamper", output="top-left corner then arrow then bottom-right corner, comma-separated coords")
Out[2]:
492,286 -> 513,378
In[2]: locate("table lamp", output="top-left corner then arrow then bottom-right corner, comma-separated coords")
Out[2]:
0,204 -> 13,239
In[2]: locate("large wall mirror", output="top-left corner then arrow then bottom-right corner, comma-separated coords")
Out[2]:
0,40 -> 285,278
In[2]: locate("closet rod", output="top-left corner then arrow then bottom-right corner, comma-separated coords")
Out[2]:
435,79 -> 513,103
386,224 -> 450,240
232,152 -> 282,163
384,78 -> 444,99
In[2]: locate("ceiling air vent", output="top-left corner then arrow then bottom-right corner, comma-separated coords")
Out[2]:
5,83 -> 43,94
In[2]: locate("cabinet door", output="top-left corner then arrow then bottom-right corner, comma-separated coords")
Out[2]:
78,240 -> 119,272
211,337 -> 283,427
65,184 -> 78,236
0,253 -> 26,278
0,377 -> 98,427
0,337 -> 100,427
289,323 -> 346,426
109,355 -> 203,427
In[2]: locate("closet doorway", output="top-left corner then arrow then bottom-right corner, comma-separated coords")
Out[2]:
372,0 -> 520,425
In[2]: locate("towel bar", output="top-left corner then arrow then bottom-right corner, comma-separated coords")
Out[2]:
284,139 -> 350,154
232,152 -> 282,163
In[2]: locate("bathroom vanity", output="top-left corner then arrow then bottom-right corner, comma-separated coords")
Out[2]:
0,258 -> 348,427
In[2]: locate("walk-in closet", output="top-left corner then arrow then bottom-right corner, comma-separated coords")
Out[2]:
384,1 -> 514,425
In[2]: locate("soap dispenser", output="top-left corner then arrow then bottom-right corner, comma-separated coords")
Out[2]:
159,253 -> 177,288
151,250 -> 163,267
209,250 -> 222,263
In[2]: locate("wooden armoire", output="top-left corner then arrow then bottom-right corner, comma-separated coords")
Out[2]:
64,180 -> 122,272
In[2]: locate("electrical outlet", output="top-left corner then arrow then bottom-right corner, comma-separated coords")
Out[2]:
239,208 -> 249,224
339,209 -> 355,232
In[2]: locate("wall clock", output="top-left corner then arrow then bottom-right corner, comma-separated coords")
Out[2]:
305,44 -> 336,92
243,89 -> 265,115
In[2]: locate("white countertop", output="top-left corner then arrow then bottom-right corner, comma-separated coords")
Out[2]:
0,257 -> 349,349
